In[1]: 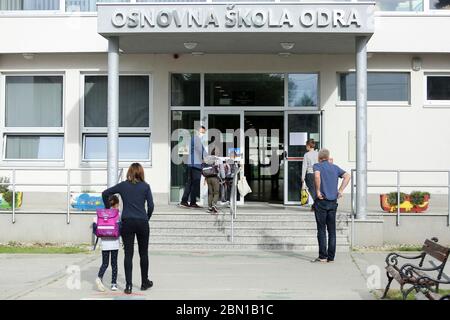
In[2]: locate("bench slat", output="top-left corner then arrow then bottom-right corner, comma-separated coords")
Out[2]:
422,239 -> 450,263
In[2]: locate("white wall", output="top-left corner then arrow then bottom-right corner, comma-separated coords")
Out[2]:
1,14 -> 450,54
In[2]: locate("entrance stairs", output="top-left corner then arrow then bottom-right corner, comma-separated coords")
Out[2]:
149,204 -> 351,252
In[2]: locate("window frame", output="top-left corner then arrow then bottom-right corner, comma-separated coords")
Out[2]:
424,73 -> 450,107
0,72 -> 66,163
336,70 -> 411,107
80,72 -> 153,165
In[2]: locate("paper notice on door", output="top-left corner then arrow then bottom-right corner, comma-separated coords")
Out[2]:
289,132 -> 308,146
310,133 -> 320,142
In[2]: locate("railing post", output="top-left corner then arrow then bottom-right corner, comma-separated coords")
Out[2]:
448,171 -> 450,227
67,169 -> 71,224
350,169 -> 355,249
396,170 -> 400,227
12,169 -> 16,224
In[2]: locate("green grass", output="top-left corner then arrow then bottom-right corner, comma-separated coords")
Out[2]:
376,289 -> 450,300
0,242 -> 90,254
353,245 -> 423,252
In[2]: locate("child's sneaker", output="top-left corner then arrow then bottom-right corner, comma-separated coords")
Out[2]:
95,277 -> 105,292
111,284 -> 118,291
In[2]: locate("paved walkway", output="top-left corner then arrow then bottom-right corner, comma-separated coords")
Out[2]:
1,250 -> 449,300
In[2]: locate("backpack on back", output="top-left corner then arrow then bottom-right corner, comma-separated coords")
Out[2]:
201,162 -> 219,178
95,208 -> 120,238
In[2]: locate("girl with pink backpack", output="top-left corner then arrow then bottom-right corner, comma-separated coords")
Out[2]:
95,195 -> 120,292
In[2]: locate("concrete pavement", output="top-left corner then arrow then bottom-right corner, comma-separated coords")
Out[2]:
1,250 -> 448,300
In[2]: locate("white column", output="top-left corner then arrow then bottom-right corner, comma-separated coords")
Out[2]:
107,37 -> 120,187
355,36 -> 369,220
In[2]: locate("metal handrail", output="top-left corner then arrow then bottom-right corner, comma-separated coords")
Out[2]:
229,163 -> 240,244
350,169 -> 450,228
0,167 -> 124,224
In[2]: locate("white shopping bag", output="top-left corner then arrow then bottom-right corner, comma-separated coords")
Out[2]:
237,176 -> 252,197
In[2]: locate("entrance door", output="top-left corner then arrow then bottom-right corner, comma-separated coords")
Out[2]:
244,111 -> 284,203
205,111 -> 244,204
284,112 -> 321,205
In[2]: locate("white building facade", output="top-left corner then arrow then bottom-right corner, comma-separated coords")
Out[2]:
0,0 -> 449,214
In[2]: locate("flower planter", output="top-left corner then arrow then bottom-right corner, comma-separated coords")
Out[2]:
70,192 -> 104,211
0,192 -> 23,210
380,194 -> 430,213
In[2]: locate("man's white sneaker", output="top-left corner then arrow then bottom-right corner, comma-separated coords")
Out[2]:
95,277 -> 106,292
111,284 -> 118,291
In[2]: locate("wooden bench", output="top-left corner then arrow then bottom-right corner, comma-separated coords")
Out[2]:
382,238 -> 450,300
412,276 -> 450,300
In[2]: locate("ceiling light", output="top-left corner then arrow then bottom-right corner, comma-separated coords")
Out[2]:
184,42 -> 198,50
280,42 -> 295,50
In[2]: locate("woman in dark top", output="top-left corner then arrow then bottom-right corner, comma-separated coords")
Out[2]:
102,163 -> 154,295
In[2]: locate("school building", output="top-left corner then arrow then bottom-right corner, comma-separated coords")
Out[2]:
0,0 -> 449,249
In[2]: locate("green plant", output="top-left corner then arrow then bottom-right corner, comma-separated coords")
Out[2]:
409,191 -> 430,206
387,192 -> 407,206
0,176 -> 20,207
0,177 -> 10,194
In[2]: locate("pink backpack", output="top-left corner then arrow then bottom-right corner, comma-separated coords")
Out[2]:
95,208 -> 120,238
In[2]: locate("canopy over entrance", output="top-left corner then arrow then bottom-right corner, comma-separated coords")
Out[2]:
97,2 -> 375,54
97,2 -> 375,219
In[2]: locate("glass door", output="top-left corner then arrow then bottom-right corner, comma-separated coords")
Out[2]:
284,112 -> 321,205
205,110 -> 244,205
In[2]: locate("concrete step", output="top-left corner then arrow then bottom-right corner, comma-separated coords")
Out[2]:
150,227 -> 348,236
152,212 -> 350,221
151,221 -> 349,229
149,235 -> 349,244
148,243 -> 350,252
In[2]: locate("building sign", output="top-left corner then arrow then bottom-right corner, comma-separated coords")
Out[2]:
98,3 -> 375,34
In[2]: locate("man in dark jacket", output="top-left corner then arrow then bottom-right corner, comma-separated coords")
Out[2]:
179,126 -> 207,208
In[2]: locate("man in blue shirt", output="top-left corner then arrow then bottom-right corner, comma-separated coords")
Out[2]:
312,149 -> 350,263
179,126 -> 208,209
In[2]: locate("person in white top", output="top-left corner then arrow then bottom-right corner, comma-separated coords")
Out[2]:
301,139 -> 319,209
95,195 -> 120,292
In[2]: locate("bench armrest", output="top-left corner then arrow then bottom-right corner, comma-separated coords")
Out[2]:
385,252 -> 425,268
400,263 -> 445,281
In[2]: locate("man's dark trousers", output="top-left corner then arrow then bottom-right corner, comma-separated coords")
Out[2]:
182,166 -> 202,205
314,199 -> 338,261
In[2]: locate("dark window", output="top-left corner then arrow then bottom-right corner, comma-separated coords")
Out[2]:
340,72 -> 410,102
171,74 -> 200,106
84,76 -> 149,127
205,73 -> 284,107
427,76 -> 450,100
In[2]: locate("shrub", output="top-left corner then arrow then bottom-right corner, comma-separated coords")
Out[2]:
387,192 -> 407,206
409,191 -> 430,206
0,176 -> 20,207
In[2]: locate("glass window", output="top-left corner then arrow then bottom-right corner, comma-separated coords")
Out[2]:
427,76 -> 450,101
5,135 -> 63,160
339,72 -> 410,102
359,0 -> 423,11
429,0 -> 450,9
0,0 -> 60,10
84,135 -> 150,161
6,76 -> 63,127
170,110 -> 200,202
171,74 -> 200,107
84,75 -> 149,127
205,74 -> 284,107
288,74 -> 318,107
66,0 -> 129,12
